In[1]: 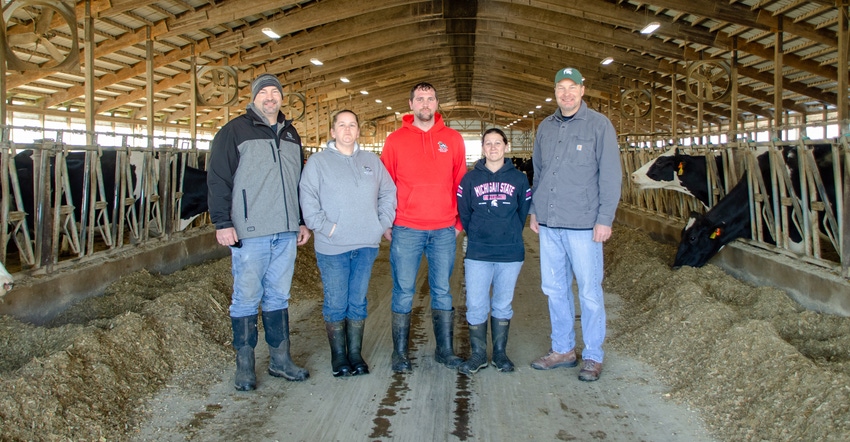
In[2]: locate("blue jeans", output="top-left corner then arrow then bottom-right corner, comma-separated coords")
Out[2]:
538,226 -> 606,363
229,232 -> 297,318
463,259 -> 523,324
389,225 -> 457,314
316,247 -> 379,322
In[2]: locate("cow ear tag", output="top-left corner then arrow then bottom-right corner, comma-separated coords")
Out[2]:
710,227 -> 722,239
677,162 -> 684,176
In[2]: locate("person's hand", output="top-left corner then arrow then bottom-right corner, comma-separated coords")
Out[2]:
529,214 -> 539,234
297,225 -> 311,246
216,227 -> 239,246
383,228 -> 392,242
593,224 -> 612,243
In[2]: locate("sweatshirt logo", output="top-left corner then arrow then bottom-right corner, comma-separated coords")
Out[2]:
286,132 -> 295,141
474,182 -> 516,198
363,166 -> 374,175
438,141 -> 448,152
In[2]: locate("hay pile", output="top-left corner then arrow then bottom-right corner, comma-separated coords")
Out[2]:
0,246 -> 322,441
605,226 -> 850,441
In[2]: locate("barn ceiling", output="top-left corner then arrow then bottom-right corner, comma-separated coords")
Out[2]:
1,0 -> 846,144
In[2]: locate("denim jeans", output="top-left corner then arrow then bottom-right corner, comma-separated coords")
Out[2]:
538,226 -> 606,363
229,232 -> 297,318
463,259 -> 523,324
389,225 -> 457,313
316,247 -> 379,322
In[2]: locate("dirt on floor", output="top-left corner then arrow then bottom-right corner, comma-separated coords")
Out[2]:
1,227 -> 849,441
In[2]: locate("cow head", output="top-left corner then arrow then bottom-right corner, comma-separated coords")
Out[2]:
673,213 -> 729,268
0,263 -> 13,300
631,147 -> 679,188
645,148 -> 682,183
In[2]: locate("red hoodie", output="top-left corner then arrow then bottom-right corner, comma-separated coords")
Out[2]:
381,113 -> 466,230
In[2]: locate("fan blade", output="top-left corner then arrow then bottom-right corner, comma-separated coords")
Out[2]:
8,33 -> 40,45
35,8 -> 55,35
41,38 -> 64,62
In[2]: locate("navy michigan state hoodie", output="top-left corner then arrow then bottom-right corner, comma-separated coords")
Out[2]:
457,158 -> 532,262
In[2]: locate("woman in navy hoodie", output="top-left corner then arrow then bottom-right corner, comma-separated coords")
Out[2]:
456,128 -> 532,375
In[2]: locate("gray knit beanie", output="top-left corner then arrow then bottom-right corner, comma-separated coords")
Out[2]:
251,74 -> 283,101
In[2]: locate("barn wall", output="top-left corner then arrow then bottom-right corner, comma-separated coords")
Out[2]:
617,207 -> 850,317
0,227 -> 229,324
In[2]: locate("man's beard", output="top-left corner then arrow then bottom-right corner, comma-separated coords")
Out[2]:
416,109 -> 433,122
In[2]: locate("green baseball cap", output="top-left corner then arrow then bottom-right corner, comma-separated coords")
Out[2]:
554,67 -> 583,85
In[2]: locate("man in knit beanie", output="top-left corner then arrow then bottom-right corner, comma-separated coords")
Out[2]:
251,73 -> 283,102
208,71 -> 311,390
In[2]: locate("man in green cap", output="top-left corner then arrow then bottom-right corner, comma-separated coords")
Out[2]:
528,67 -> 622,382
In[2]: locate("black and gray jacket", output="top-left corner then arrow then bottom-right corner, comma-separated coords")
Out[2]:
207,103 -> 304,239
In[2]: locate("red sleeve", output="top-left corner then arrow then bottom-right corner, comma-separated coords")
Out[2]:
452,134 -> 466,230
380,139 -> 397,182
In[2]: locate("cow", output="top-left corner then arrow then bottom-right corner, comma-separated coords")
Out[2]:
0,261 -> 12,299
174,162 -> 208,230
673,144 -> 838,268
11,149 -> 128,234
631,147 -> 729,208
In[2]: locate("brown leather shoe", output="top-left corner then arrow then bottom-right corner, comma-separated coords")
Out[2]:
530,349 -> 577,370
578,359 -> 603,381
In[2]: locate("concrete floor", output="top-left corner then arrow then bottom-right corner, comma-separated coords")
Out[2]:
133,230 -> 715,441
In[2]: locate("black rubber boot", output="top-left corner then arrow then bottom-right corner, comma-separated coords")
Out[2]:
262,308 -> 309,381
391,312 -> 412,373
458,322 -> 488,376
432,309 -> 463,369
325,320 -> 352,377
231,315 -> 258,391
346,318 -> 369,375
491,317 -> 515,373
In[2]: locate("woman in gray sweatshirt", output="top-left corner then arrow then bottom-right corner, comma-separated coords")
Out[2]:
299,109 -> 397,377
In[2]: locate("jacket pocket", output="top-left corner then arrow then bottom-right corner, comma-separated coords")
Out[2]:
240,189 -> 248,221
568,137 -> 597,166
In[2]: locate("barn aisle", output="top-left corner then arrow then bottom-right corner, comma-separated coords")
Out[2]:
132,230 -> 715,441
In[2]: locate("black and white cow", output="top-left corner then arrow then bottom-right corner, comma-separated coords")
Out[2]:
174,162 -> 209,230
0,261 -> 12,299
673,144 -> 838,268
11,149 -> 128,234
631,147 -> 728,208
6,149 -> 208,248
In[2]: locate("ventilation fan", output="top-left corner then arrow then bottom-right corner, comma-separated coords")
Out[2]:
284,92 -> 306,120
685,60 -> 732,103
195,66 -> 239,107
1,0 -> 78,72
620,89 -> 652,118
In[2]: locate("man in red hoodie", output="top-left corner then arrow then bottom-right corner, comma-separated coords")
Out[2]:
380,82 -> 467,373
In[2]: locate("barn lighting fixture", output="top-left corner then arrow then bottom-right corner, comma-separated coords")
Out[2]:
310,58 -> 323,66
601,57 -> 614,65
360,90 -> 369,95
386,106 -> 392,110
340,77 -> 350,83
640,22 -> 660,34
536,105 -> 542,109
375,99 -> 382,103
262,28 -> 280,39
545,97 -> 552,102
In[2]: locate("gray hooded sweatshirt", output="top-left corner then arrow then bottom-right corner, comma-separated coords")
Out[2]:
299,141 -> 397,255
